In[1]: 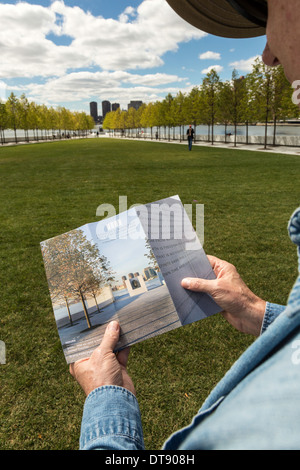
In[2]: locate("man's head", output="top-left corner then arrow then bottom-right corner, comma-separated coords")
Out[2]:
167,0 -> 300,85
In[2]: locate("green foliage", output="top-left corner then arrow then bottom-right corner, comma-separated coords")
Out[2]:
0,138 -> 299,449
102,60 -> 298,143
0,93 -> 94,141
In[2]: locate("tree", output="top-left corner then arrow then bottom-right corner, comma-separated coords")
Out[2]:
140,102 -> 156,139
185,87 -> 201,141
27,101 -> 38,140
201,69 -> 221,145
6,93 -> 20,143
160,93 -> 174,141
247,59 -> 297,149
269,65 -> 299,145
151,101 -> 164,139
228,70 -> 248,146
37,104 -> 50,140
217,80 -> 233,143
238,74 -> 254,144
172,91 -> 187,141
144,240 -> 157,269
48,107 -> 58,137
19,94 -> 31,142
41,229 -> 115,329
247,58 -> 273,149
102,111 -> 114,132
112,107 -> 122,132
127,107 -> 137,136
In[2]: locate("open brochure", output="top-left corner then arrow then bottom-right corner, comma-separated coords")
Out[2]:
41,196 -> 221,364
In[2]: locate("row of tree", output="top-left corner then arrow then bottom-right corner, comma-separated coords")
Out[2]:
41,228 -> 159,330
0,93 -> 95,144
41,229 -> 115,329
103,58 -> 299,148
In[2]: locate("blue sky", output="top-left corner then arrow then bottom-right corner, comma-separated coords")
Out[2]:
0,0 -> 266,114
84,211 -> 151,285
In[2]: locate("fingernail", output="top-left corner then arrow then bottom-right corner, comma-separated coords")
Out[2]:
108,321 -> 119,332
182,278 -> 191,288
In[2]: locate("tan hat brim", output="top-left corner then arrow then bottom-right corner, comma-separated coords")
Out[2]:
166,0 -> 266,38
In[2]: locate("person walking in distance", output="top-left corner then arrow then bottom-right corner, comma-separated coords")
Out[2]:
187,124 -> 194,151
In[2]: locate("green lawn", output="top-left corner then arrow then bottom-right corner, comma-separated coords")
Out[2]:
0,137 -> 299,450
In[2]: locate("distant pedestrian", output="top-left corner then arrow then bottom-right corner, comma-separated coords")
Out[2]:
187,125 -> 194,151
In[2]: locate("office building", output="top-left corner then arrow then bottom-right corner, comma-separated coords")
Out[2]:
90,102 -> 98,123
112,103 -> 120,111
128,101 -> 143,111
102,100 -> 111,120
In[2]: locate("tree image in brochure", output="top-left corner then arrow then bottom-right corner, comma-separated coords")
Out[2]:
41,196 -> 222,363
41,229 -> 115,329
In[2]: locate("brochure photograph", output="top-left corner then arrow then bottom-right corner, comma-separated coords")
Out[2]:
41,196 -> 221,364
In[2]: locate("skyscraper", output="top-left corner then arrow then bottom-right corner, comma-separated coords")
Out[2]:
90,102 -> 98,123
128,101 -> 143,111
102,101 -> 111,120
112,103 -> 120,111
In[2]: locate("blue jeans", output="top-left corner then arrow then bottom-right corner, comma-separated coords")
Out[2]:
188,137 -> 193,150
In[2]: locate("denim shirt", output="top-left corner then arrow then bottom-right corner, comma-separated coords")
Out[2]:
80,208 -> 300,451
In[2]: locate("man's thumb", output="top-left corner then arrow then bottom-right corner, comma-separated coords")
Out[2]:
100,321 -> 120,353
181,277 -> 216,295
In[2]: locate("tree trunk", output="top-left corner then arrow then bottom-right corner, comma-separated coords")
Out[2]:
273,115 -> 277,146
0,128 -> 5,145
79,290 -> 92,329
93,294 -> 101,312
264,114 -> 268,149
65,298 -> 73,326
234,121 -> 237,147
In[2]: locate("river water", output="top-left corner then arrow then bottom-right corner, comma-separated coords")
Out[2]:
149,123 -> 300,138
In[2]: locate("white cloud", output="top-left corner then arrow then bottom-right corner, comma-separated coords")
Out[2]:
229,55 -> 260,72
21,70 -> 190,109
0,0 -> 207,79
199,51 -> 221,60
118,6 -> 136,23
0,0 -> 209,109
201,65 -> 223,75
0,81 -> 7,101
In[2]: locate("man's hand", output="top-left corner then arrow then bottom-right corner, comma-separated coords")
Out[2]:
69,321 -> 136,397
182,255 -> 266,337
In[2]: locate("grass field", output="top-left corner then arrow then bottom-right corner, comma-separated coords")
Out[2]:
0,137 -> 299,450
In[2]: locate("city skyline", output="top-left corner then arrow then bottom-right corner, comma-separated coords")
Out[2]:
89,99 -> 144,123
0,0 -> 266,115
